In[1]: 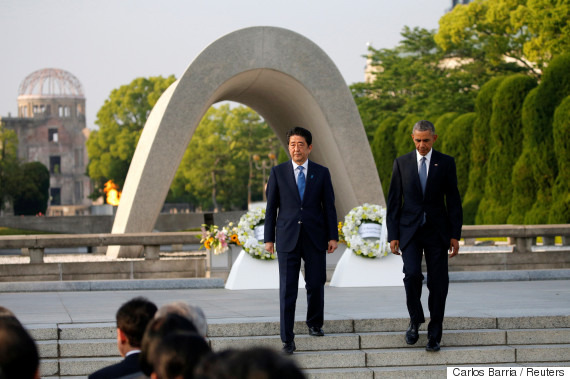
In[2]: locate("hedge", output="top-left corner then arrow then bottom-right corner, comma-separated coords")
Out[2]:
477,74 -> 537,224
371,115 -> 400,197
441,112 -> 476,208
463,77 -> 505,225
549,95 -> 570,223
523,53 -> 570,223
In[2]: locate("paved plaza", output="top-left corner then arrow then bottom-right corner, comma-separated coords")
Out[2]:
1,278 -> 569,327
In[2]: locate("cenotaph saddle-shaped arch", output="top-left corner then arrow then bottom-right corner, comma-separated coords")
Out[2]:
108,26 -> 384,258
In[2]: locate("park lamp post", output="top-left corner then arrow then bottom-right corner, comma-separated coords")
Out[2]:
253,152 -> 277,202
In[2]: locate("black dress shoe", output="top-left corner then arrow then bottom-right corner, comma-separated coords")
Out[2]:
426,338 -> 440,352
308,326 -> 324,337
282,341 -> 296,354
405,322 -> 420,345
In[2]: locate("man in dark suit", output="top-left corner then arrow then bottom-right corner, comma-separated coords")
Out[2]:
89,297 -> 157,379
387,120 -> 462,352
264,126 -> 338,355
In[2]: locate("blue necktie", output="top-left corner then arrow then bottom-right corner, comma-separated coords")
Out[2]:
297,166 -> 305,201
419,157 -> 427,195
419,157 -> 427,225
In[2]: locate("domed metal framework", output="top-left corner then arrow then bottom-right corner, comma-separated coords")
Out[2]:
18,68 -> 84,98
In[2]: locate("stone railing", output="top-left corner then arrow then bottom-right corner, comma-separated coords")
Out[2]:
0,232 -> 201,263
0,225 -> 568,264
461,224 -> 570,253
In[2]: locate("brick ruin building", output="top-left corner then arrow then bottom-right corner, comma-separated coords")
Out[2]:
1,68 -> 92,215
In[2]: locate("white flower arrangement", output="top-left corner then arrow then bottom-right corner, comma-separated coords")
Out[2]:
236,207 -> 276,260
342,203 -> 390,259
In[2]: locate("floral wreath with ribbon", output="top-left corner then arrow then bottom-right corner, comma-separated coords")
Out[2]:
237,207 -> 276,260
341,203 -> 390,259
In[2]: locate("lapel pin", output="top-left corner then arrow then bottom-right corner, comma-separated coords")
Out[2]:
434,164 -> 438,167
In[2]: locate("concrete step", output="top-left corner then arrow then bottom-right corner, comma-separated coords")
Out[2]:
365,345 -> 516,367
31,317 -> 570,377
304,367 -> 374,379
210,333 -> 360,352
28,315 -> 570,341
291,350 -> 366,369
207,318 -> 354,337
360,329 -> 507,348
37,327 -> 570,360
507,328 -> 570,345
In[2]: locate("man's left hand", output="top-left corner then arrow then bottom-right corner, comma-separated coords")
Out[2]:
449,238 -> 460,258
327,240 -> 338,254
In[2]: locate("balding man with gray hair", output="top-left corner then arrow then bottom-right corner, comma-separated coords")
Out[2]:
155,302 -> 208,338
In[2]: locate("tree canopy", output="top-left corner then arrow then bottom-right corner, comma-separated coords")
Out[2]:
86,75 -> 176,198
435,0 -> 570,75
170,104 -> 279,211
12,162 -> 50,216
0,123 -> 19,214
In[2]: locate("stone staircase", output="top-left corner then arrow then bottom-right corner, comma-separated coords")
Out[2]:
29,316 -> 570,378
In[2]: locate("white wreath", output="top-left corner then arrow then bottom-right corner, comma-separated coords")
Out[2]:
237,208 -> 276,260
342,203 -> 390,259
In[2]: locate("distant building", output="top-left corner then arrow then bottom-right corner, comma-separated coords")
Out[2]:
451,0 -> 471,10
0,68 -> 92,215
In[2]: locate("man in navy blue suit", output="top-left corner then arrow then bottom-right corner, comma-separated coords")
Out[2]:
89,297 -> 157,379
264,126 -> 338,354
387,120 -> 462,352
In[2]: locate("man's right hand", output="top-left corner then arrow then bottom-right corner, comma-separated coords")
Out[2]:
265,242 -> 274,254
390,240 -> 400,255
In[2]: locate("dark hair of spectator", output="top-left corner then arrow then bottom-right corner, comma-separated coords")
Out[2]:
116,296 -> 158,348
139,313 -> 198,376
194,347 -> 306,379
153,332 -> 210,379
0,318 -> 39,379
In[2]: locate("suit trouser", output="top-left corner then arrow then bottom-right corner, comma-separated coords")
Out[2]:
401,222 -> 449,342
277,227 -> 327,343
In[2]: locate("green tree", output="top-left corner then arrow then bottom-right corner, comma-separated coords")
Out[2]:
522,53 -> 570,223
549,95 -> 570,223
509,88 -> 540,223
395,114 -> 420,157
87,75 -> 176,197
463,76 -> 505,225
0,123 -> 19,214
436,0 -> 570,76
354,27 -> 483,125
477,74 -> 537,224
441,113 -> 476,205
434,112 -> 460,151
371,115 -> 400,196
172,105 -> 274,211
511,0 -> 570,68
12,162 -> 50,216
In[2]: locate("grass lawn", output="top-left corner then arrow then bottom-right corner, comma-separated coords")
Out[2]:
0,227 -> 54,236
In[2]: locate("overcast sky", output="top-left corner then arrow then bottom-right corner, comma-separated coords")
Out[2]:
1,0 -> 451,129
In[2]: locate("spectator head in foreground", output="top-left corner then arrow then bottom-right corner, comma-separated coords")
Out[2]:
155,302 -> 208,338
116,297 -> 158,356
194,347 -> 306,379
0,317 -> 40,379
140,313 -> 198,376
150,332 -> 210,379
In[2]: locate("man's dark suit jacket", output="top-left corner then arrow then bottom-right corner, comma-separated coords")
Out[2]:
264,160 -> 338,253
88,352 -> 141,379
387,149 -> 462,250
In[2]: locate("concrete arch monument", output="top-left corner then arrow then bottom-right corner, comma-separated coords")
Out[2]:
109,26 -> 384,258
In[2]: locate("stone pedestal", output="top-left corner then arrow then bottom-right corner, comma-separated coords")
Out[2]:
225,250 -> 304,290
329,248 -> 403,287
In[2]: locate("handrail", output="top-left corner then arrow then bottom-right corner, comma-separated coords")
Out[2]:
0,231 -> 202,263
0,226 -> 568,264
